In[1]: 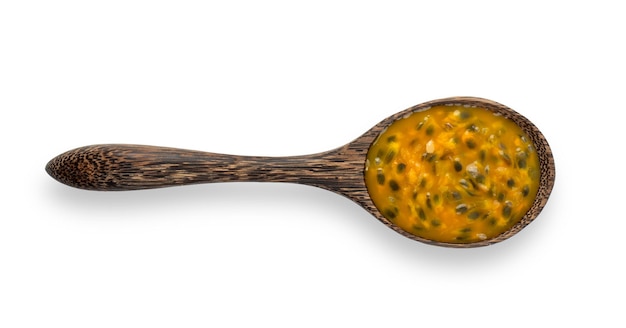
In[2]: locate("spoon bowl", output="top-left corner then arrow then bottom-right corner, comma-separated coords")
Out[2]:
46,97 -> 555,247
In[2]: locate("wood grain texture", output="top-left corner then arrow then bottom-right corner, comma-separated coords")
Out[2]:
46,97 -> 555,248
45,144 -> 368,193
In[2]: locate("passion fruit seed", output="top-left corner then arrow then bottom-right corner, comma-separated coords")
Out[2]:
376,170 -> 385,185
454,160 -> 463,172
389,180 -> 400,191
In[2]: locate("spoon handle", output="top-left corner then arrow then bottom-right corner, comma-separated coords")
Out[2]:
46,144 -> 366,193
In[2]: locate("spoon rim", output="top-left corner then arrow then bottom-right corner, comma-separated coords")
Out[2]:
357,96 -> 555,248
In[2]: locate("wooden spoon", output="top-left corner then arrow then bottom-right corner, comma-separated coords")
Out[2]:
46,97 -> 555,247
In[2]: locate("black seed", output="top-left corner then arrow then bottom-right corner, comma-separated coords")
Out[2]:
468,211 -> 480,220
464,190 -> 476,197
460,111 -> 471,119
433,194 -> 440,204
431,219 -> 441,227
456,204 -> 468,214
488,217 -> 497,226
479,150 -> 486,162
460,227 -> 472,233
425,125 -> 434,136
465,139 -> 476,149
397,163 -> 406,173
419,178 -> 426,188
467,124 -> 479,132
507,178 -> 515,188
376,149 -> 385,158
418,208 -> 426,220
389,180 -> 400,191
387,135 -> 397,143
518,158 -> 527,169
468,179 -> 478,189
384,207 -> 398,219
439,151 -> 452,160
502,202 -> 512,218
522,185 -> 530,197
497,192 -> 505,202
412,225 -> 424,231
476,174 -> 486,184
422,153 -> 436,162
416,121 -> 424,130
384,210 -> 396,219
450,191 -> 462,201
384,150 -> 395,163
500,151 -> 512,165
454,160 -> 462,172
376,171 -> 385,185
426,197 -> 432,209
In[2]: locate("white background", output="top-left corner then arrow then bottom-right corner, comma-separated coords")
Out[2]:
1,1 -> 624,327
